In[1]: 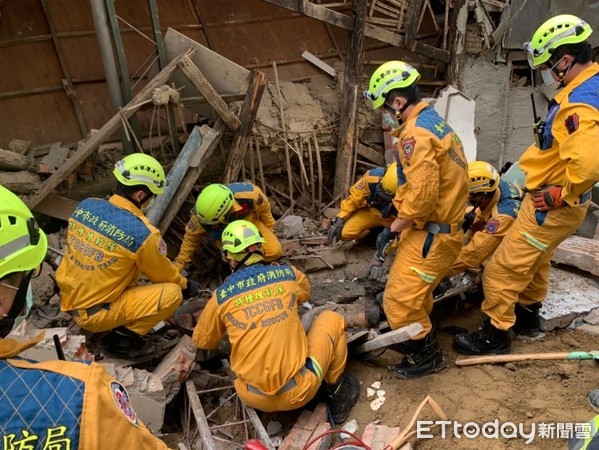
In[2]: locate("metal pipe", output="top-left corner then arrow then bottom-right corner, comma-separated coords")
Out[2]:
89,0 -> 134,154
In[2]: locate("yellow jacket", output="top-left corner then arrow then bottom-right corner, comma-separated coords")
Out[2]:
57,195 -> 186,312
176,183 -> 276,269
193,262 -> 310,394
0,336 -> 170,449
338,167 -> 397,220
450,180 -> 522,274
392,102 -> 469,228
520,63 -> 599,205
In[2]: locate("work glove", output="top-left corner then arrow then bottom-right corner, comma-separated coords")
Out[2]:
532,186 -> 563,211
462,209 -> 477,233
183,279 -> 200,299
375,228 -> 398,262
366,258 -> 387,281
327,218 -> 345,245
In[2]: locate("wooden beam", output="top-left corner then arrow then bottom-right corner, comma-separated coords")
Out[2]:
402,0 -> 424,43
32,193 -> 79,221
334,0 -> 367,199
447,0 -> 468,87
222,70 -> 267,183
185,380 -> 217,450
357,142 -> 386,166
25,47 -> 196,209
158,121 -> 226,233
177,55 -> 241,130
263,0 -> 449,62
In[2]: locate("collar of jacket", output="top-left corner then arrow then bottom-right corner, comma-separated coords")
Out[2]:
554,62 -> 599,105
109,194 -> 145,218
392,101 -> 430,136
0,333 -> 45,359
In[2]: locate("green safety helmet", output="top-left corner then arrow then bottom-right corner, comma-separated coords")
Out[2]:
194,184 -> 234,225
364,61 -> 421,109
0,185 -> 48,280
113,153 -> 167,195
221,220 -> 264,261
524,14 -> 593,69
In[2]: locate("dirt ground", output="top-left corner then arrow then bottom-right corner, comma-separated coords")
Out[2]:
164,243 -> 599,449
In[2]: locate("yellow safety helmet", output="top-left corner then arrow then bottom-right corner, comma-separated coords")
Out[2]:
0,185 -> 48,280
380,162 -> 398,195
113,153 -> 167,195
524,14 -> 593,69
194,184 -> 234,225
468,161 -> 499,194
364,61 -> 421,109
221,220 -> 264,262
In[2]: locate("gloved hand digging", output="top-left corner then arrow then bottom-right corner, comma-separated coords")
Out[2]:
327,218 -> 346,245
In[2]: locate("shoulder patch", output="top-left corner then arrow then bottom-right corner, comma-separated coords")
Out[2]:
110,381 -> 139,428
158,239 -> 167,255
356,179 -> 365,190
401,137 -> 416,159
485,219 -> 499,234
565,113 -> 579,134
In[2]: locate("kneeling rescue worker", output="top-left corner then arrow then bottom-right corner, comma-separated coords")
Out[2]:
455,14 -> 599,355
192,220 -> 359,423
327,162 -> 399,245
175,182 -> 283,271
57,153 -> 192,359
364,60 -> 469,378
0,185 -> 171,449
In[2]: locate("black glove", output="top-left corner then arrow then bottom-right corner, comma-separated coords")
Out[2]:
183,279 -> 200,299
367,258 -> 386,281
327,218 -> 345,245
462,209 -> 477,232
375,228 -> 397,262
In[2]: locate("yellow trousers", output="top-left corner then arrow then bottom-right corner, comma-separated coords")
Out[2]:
234,310 -> 347,412
73,283 -> 183,335
383,227 -> 463,339
482,196 -> 588,330
341,208 -> 394,241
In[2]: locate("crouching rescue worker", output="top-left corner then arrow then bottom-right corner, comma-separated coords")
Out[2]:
175,183 -> 282,271
57,154 -> 191,359
455,14 -> 599,355
364,60 -> 469,378
447,161 -> 522,276
327,163 -> 398,245
192,220 -> 359,423
0,185 -> 171,449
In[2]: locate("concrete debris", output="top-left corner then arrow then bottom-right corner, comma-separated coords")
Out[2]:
575,324 -> 599,337
310,280 -> 366,306
367,387 -> 376,398
278,215 -> 305,239
8,138 -> 32,155
553,235 -> 599,276
39,142 -> 70,173
267,420 -> 283,437
370,396 -> 385,411
0,148 -> 30,170
0,170 -> 41,194
584,308 -> 599,326
31,262 -> 57,306
540,267 -> 599,331
340,418 -> 358,438
371,381 -> 381,389
362,423 -> 412,450
279,403 -> 331,450
152,334 -> 197,403
577,202 -> 599,239
293,248 -> 347,272
8,324 -> 92,363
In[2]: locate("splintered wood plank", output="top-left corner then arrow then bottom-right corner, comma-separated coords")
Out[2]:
352,323 -> 424,354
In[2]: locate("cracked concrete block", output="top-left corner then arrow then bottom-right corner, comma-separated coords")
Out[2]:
8,139 -> 32,155
553,235 -> 599,276
279,215 -> 305,239
152,334 -> 197,403
0,171 -> 41,194
0,148 -> 29,170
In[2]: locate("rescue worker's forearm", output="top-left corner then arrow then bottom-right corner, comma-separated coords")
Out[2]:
193,296 -> 225,349
389,217 -> 414,233
137,235 -> 187,289
175,217 -> 206,269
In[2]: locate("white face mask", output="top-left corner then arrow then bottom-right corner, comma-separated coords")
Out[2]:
541,69 -> 557,86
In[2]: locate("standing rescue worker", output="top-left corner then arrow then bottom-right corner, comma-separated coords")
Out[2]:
175,183 -> 282,271
447,161 -> 522,276
363,60 -> 469,378
57,154 -> 190,359
327,163 -> 399,244
0,185 -> 171,449
192,220 -> 359,423
455,15 -> 599,354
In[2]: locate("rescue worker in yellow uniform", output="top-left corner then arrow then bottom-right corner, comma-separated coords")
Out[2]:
57,154 -> 191,359
175,183 -> 283,271
455,15 -> 599,354
192,221 -> 359,423
447,161 -> 522,276
363,60 -> 469,378
0,185 -> 171,449
327,163 -> 398,244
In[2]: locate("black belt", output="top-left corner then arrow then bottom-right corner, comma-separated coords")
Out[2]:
247,358 -> 318,396
67,303 -> 110,318
424,221 -> 462,234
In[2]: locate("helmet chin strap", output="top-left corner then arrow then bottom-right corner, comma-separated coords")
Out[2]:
550,56 -> 574,86
383,100 -> 410,124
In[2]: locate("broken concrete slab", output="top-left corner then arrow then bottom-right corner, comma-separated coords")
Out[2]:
291,248 -> 347,272
575,323 -> 599,337
553,235 -> 599,276
311,280 -> 367,305
152,334 -> 197,403
0,148 -> 30,170
39,143 -> 70,173
278,215 -> 305,239
576,203 -> 599,239
0,170 -> 41,194
279,403 -> 331,450
540,267 -> 599,331
584,308 -> 599,326
8,138 -> 32,155
31,262 -> 56,306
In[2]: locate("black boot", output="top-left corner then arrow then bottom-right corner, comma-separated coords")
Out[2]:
453,317 -> 511,355
513,303 -> 541,337
325,373 -> 360,424
393,330 -> 447,379
100,327 -> 156,360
